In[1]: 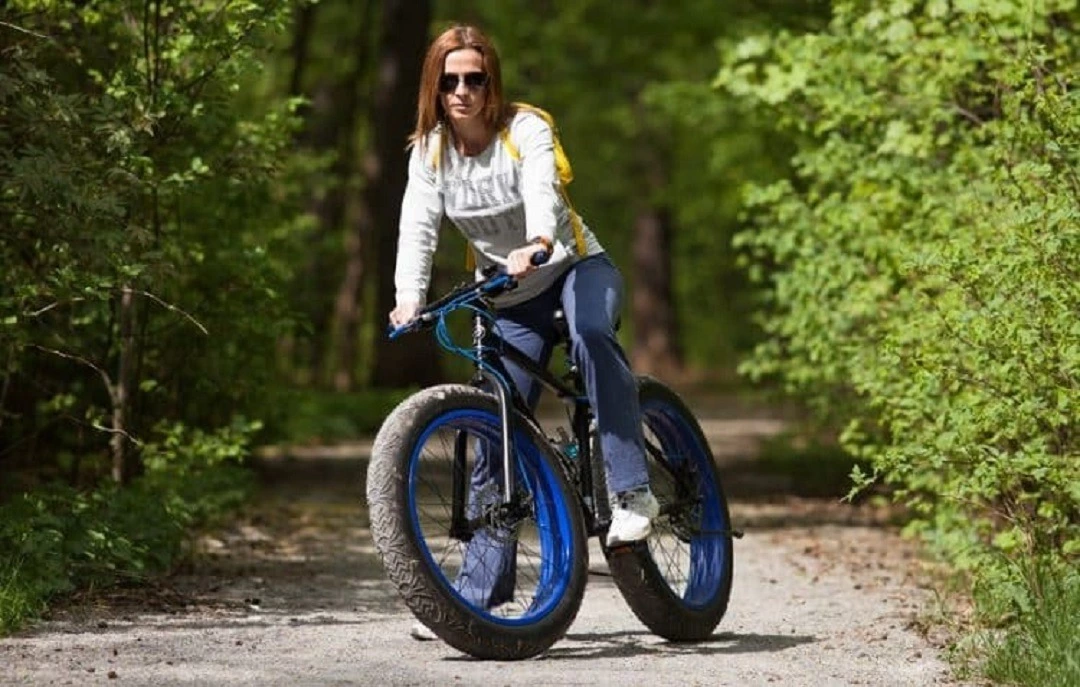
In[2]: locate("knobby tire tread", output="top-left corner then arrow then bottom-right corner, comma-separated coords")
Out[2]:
604,376 -> 734,641
366,384 -> 588,660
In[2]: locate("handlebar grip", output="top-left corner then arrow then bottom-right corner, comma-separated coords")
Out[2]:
387,312 -> 433,339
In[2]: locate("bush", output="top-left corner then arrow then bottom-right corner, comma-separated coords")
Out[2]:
714,1 -> 1079,680
0,422 -> 255,635
983,563 -> 1080,687
0,0 -> 310,483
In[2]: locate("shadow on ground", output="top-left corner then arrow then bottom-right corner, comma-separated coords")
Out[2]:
437,631 -> 816,662
538,631 -> 815,661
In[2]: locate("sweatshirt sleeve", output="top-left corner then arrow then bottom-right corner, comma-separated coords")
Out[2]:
394,141 -> 443,306
515,114 -> 561,245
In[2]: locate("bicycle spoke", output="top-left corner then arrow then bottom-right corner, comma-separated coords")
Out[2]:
408,420 -> 561,622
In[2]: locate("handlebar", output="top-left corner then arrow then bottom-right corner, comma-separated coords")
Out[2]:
388,249 -> 552,340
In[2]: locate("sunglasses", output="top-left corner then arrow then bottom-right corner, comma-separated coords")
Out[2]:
438,72 -> 489,94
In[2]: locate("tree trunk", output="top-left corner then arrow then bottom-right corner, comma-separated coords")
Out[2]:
331,0 -> 377,391
630,171 -> 683,380
111,286 -> 136,484
296,80 -> 349,384
333,207 -> 367,391
292,0 -> 376,388
368,0 -> 442,388
287,1 -> 317,98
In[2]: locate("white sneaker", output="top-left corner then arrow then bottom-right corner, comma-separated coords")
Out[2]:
410,621 -> 438,641
606,487 -> 660,546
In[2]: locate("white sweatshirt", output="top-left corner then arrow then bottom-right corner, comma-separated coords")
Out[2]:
394,110 -> 604,308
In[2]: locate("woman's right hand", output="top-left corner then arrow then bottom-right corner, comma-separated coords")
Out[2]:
389,301 -> 421,328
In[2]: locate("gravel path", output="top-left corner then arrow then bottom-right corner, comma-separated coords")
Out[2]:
0,416 -> 973,686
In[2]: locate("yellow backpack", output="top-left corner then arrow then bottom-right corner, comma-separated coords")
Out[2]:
429,102 -> 588,269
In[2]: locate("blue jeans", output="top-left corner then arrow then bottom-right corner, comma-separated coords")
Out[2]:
454,254 -> 649,608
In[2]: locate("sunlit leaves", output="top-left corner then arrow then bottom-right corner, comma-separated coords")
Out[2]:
719,0 -> 1080,591
1,0 -> 308,478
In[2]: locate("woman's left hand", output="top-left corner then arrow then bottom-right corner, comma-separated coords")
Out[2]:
506,244 -> 545,278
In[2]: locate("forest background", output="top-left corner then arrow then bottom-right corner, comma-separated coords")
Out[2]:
1,2 -> 1077,685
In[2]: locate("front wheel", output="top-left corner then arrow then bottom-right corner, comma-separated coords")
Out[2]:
366,384 -> 588,660
604,376 -> 735,641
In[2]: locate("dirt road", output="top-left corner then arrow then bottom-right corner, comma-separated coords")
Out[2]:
0,415 -> 970,686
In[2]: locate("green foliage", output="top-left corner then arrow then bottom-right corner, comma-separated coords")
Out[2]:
0,421 -> 255,635
0,1 -> 304,633
0,562 -> 38,635
0,1 -> 311,476
266,387 -> 414,443
756,430 -> 873,498
714,0 -> 1080,676
983,562 -> 1080,687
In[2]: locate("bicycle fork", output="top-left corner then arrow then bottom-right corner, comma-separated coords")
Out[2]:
449,315 -> 522,541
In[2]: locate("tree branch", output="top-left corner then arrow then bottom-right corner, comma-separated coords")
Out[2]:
26,298 -> 87,318
0,20 -> 51,40
135,289 -> 208,334
29,344 -> 117,406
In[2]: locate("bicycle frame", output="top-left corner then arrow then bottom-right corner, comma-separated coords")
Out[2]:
389,272 -> 606,534
472,313 -> 605,528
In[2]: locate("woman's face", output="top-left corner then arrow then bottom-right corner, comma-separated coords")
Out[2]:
440,48 -> 487,126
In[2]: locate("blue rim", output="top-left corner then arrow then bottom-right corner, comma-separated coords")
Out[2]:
642,399 -> 731,609
407,408 -> 575,626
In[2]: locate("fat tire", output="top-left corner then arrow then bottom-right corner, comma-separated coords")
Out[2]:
604,376 -> 734,641
366,384 -> 588,660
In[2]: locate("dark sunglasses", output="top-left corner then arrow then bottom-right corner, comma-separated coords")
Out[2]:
438,72 -> 489,93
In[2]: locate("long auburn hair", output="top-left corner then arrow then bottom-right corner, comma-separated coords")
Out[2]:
409,24 -> 511,147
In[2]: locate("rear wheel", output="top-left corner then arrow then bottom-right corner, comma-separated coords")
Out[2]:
366,384 -> 588,660
604,376 -> 734,640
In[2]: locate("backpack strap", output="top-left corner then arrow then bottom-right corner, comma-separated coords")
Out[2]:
500,104 -> 574,186
501,103 -> 587,257
446,105 -> 588,272
426,125 -> 445,173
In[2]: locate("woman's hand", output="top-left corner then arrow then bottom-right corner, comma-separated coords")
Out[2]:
389,301 -> 421,328
506,243 -> 548,278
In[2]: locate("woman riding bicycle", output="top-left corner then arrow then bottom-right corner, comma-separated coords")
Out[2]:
389,24 -> 658,627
